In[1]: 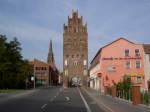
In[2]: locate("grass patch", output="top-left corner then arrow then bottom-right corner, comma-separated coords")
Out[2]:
0,89 -> 18,93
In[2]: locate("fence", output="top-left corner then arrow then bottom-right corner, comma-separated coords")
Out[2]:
106,86 -> 150,106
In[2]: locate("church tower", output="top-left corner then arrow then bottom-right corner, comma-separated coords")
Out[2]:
47,40 -> 55,68
63,10 -> 88,87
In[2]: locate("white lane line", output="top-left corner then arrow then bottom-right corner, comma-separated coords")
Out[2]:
65,96 -> 70,101
41,103 -> 47,109
77,88 -> 92,112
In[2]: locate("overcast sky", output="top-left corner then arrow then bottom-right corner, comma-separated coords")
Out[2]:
0,0 -> 150,71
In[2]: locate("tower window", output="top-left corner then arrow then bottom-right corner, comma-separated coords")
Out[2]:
81,54 -> 84,58
65,60 -> 68,66
64,70 -> 68,76
74,61 -> 78,66
84,69 -> 87,76
83,60 -> 87,66
72,55 -> 74,58
66,54 -> 69,58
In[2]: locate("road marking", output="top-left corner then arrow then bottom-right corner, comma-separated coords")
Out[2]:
41,104 -> 47,109
65,96 -> 70,101
77,88 -> 92,112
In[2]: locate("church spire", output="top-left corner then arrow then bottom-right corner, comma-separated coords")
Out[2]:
47,39 -> 55,67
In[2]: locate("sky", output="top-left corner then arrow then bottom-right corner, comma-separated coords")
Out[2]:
0,0 -> 150,71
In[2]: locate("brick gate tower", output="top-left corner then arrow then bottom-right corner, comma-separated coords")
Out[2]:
63,10 -> 88,87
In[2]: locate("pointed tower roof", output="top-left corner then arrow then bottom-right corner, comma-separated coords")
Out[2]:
47,39 -> 55,68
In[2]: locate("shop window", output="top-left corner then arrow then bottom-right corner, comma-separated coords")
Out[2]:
125,61 -> 131,69
135,49 -> 140,57
137,77 -> 142,83
125,49 -> 129,57
136,61 -> 141,68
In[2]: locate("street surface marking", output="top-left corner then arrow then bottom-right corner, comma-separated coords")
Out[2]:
77,88 -> 92,112
41,104 -> 47,109
65,96 -> 70,101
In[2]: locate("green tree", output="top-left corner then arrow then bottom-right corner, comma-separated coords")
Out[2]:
0,34 -> 33,89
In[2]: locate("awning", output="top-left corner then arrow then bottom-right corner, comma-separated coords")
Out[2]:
127,73 -> 144,77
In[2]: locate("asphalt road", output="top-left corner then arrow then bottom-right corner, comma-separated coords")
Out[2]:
0,86 -> 105,112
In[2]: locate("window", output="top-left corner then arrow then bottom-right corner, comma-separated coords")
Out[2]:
137,77 -> 142,83
65,60 -> 68,66
74,61 -> 78,66
81,54 -> 84,58
135,49 -> 140,57
66,54 -> 69,58
136,61 -> 141,68
64,70 -> 68,76
83,60 -> 87,66
77,54 -> 79,58
125,49 -> 129,57
72,55 -> 74,58
125,61 -> 131,69
83,69 -> 87,76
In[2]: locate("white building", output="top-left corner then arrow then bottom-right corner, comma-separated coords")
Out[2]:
89,53 -> 103,92
143,44 -> 150,94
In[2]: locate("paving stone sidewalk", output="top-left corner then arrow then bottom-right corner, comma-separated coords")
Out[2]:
82,87 -> 150,112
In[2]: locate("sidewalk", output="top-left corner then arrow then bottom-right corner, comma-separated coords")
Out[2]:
0,89 -> 39,103
82,87 -> 150,112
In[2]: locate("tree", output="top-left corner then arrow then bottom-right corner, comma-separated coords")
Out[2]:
0,34 -> 33,89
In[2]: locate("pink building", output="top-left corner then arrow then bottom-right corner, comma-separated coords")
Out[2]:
89,38 -> 145,93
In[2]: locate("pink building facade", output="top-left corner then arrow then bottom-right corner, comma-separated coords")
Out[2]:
89,38 -> 145,93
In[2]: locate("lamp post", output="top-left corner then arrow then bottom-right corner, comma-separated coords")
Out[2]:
33,63 -> 36,89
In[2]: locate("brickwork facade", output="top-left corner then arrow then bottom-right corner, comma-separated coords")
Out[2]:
63,11 -> 88,87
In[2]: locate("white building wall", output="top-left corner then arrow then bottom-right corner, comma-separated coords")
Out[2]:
89,63 -> 100,90
144,54 -> 150,90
